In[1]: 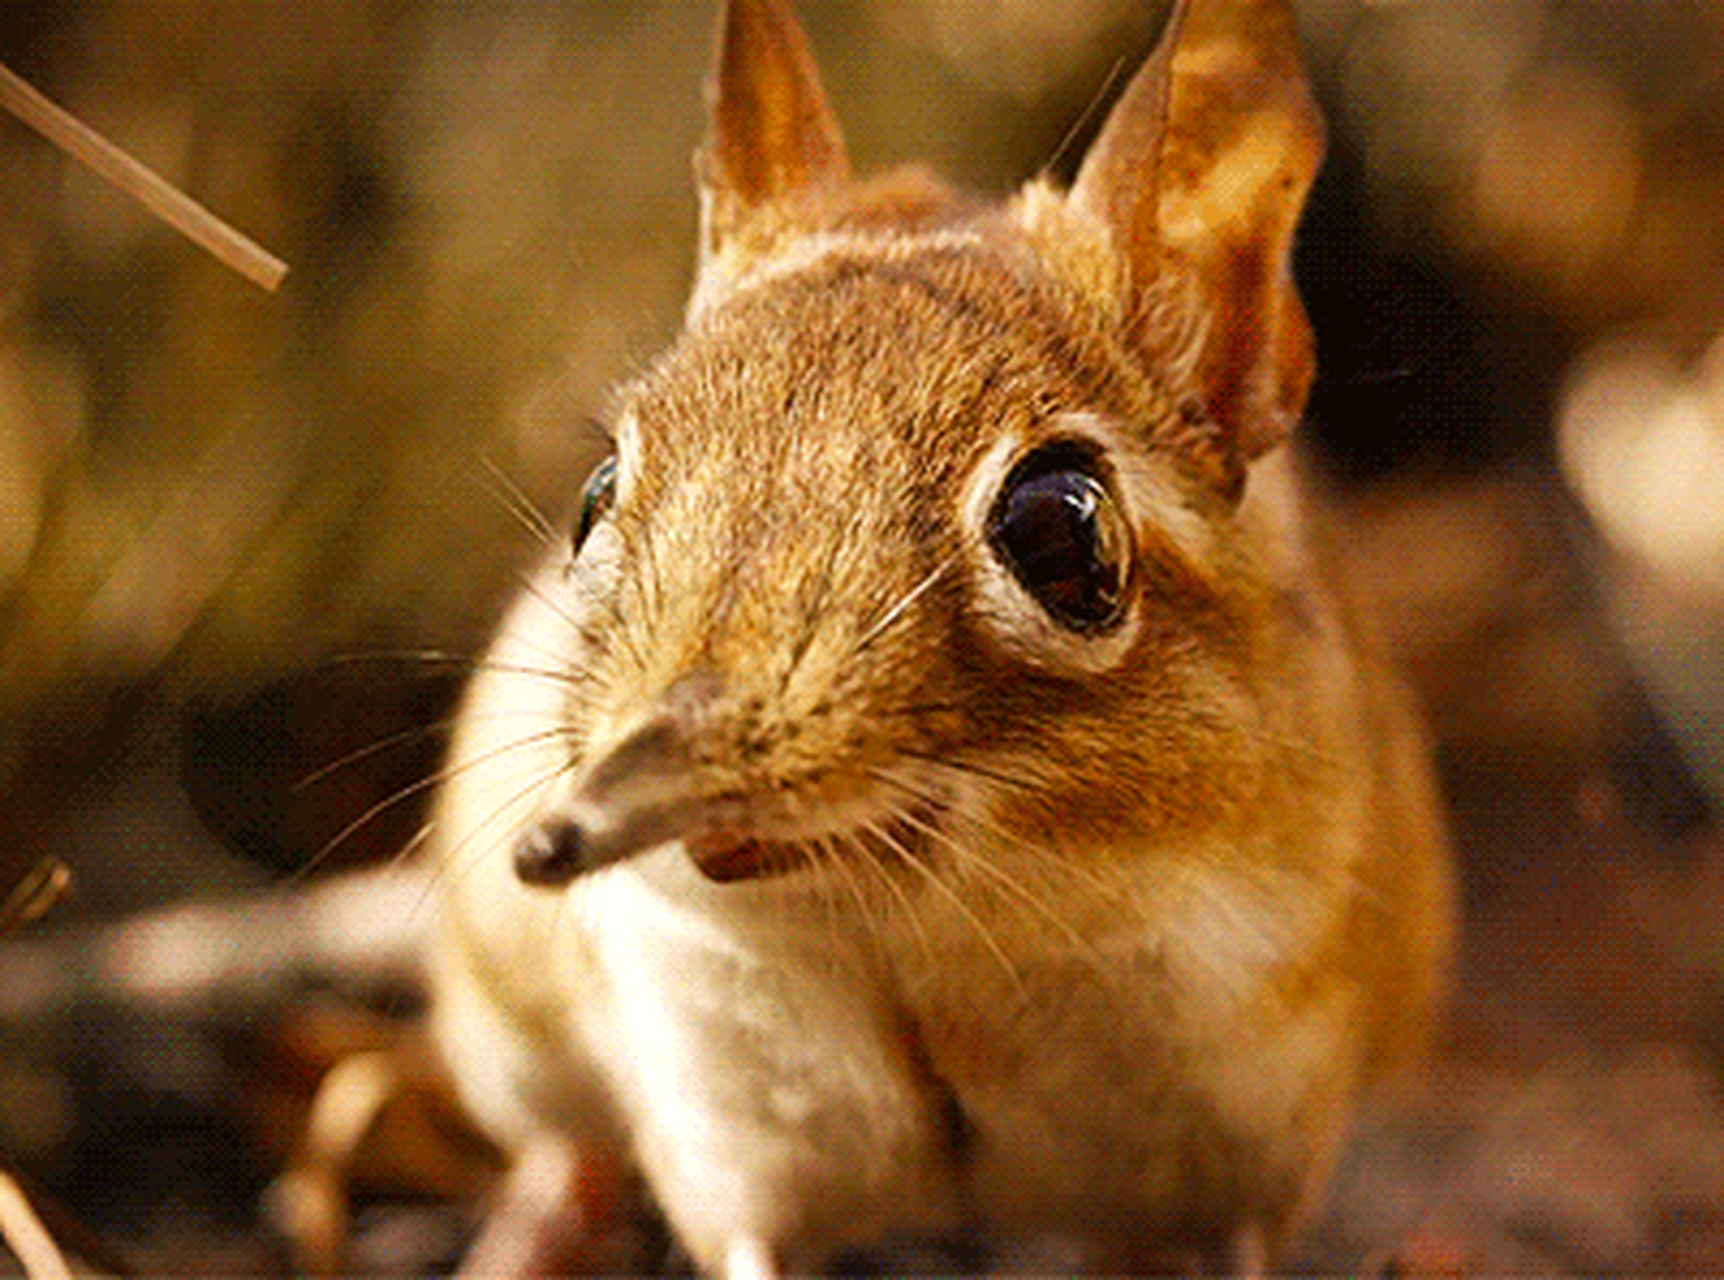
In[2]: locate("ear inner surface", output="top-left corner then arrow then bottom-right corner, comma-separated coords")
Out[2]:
702,0 -> 851,248
1066,3 -> 1182,286
1069,0 -> 1325,463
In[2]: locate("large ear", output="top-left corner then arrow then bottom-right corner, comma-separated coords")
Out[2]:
698,0 -> 850,260
1069,0 -> 1324,461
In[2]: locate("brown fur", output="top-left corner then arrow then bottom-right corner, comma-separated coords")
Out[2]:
428,0 -> 1454,1272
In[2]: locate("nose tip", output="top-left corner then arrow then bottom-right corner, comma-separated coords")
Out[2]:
510,667 -> 730,889
512,786 -> 707,887
513,817 -> 587,887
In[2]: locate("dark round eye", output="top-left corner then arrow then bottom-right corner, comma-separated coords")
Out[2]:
573,455 -> 617,553
987,445 -> 1130,632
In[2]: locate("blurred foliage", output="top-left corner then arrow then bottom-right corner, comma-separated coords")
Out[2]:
2,0 -> 1721,894
2,1 -> 1724,1272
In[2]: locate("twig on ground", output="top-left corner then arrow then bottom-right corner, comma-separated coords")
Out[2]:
0,861 -> 72,937
0,1170 -> 73,1280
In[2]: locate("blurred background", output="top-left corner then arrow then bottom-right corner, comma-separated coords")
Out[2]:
2,0 -> 1724,1272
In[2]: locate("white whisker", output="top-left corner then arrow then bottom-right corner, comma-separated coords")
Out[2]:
871,762 -> 1129,909
852,827 -> 935,967
853,554 -> 960,654
865,816 -> 1024,993
478,453 -> 560,549
893,804 -> 1093,956
437,756 -> 579,896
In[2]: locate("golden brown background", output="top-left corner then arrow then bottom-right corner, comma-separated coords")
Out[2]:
4,1 -> 1724,1272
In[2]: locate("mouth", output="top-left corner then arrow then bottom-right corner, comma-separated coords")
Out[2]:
682,802 -> 945,884
683,832 -> 812,883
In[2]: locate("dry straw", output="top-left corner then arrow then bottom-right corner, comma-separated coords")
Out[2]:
0,859 -> 75,1280
0,1173 -> 73,1280
0,62 -> 288,291
0,858 -> 71,936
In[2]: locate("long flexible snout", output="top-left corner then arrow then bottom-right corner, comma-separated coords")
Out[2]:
512,671 -> 777,885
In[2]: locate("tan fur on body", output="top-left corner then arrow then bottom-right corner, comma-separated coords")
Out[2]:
429,0 -> 1453,1272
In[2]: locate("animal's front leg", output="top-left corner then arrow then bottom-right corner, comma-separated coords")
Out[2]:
1222,1222 -> 1269,1278
722,1234 -> 781,1280
458,1136 -> 651,1276
584,895 -> 964,1273
609,1015 -> 961,1274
